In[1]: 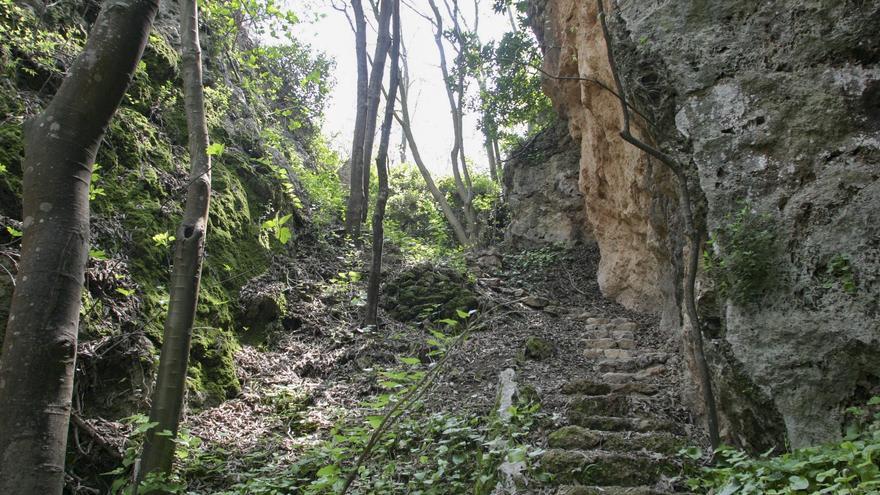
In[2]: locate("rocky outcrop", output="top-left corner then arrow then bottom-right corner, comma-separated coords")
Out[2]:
530,0 -> 880,449
503,120 -> 592,247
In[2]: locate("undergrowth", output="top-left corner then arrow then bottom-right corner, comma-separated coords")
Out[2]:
683,397 -> 880,494
108,315 -> 542,494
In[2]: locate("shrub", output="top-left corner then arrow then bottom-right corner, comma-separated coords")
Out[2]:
704,204 -> 779,305
684,397 -> 880,494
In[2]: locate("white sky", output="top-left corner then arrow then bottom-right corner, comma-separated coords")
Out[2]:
290,1 -> 513,176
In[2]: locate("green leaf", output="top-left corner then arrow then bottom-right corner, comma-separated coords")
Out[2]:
89,249 -> 108,260
6,226 -> 22,237
789,475 -> 809,490
115,288 -> 134,297
276,226 -> 291,244
399,357 -> 421,366
206,142 -> 225,156
316,464 -> 339,477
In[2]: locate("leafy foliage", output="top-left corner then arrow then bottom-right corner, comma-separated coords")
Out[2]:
703,204 -> 779,305
684,397 -> 880,494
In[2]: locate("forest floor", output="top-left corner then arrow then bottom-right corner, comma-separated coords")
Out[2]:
76,239 -> 704,493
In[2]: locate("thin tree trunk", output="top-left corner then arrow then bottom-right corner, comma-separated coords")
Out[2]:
365,0 -> 401,327
485,140 -> 498,182
492,137 -> 502,181
137,0 -> 212,485
427,0 -> 477,236
0,1 -> 159,492
345,0 -> 369,238
392,56 -> 470,246
360,0 -> 393,222
596,0 -> 720,448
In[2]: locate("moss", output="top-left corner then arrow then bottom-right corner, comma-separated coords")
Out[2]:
524,336 -> 555,361
189,326 -> 241,405
382,263 -> 478,322
547,425 -> 600,449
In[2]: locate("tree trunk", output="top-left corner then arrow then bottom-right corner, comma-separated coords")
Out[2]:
0,1 -> 159,492
137,0 -> 212,485
360,0 -> 393,222
492,138 -> 502,182
596,0 -> 720,448
393,60 -> 470,246
485,140 -> 498,182
344,0 -> 369,238
427,0 -> 477,237
365,0 -> 401,327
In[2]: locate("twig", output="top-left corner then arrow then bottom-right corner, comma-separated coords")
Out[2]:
70,414 -> 123,461
339,318 -> 474,494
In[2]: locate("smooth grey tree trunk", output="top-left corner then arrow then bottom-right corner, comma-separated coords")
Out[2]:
427,0 -> 477,237
344,0 -> 369,238
360,0 -> 393,222
365,0 -> 401,327
393,56 -> 470,247
137,0 -> 212,486
0,1 -> 159,493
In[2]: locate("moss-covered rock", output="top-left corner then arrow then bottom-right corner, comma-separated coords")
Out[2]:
524,336 -> 555,360
382,263 -> 478,322
548,425 -> 601,450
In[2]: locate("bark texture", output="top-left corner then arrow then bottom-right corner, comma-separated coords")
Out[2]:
365,0 -> 401,327
137,0 -> 212,485
360,0 -> 393,221
344,0 -> 369,237
0,0 -> 159,492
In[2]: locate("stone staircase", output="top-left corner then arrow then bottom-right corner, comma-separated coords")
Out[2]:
540,317 -> 689,494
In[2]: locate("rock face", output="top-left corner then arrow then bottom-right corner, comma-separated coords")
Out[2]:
530,0 -> 880,449
503,120 -> 592,248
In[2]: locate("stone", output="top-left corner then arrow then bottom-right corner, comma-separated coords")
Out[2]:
541,449 -> 678,486
503,120 -> 592,248
522,295 -> 550,309
548,425 -> 601,449
604,349 -> 633,359
495,368 -> 518,423
561,378 -> 612,396
611,330 -> 635,340
583,349 -> 605,359
569,394 -> 629,417
584,338 -> 617,349
616,339 -> 637,350
602,372 -> 637,384
616,322 -> 639,333
532,0 -> 880,450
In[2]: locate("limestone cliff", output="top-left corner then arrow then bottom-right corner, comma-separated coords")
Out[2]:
529,0 -> 880,449
503,120 -> 592,247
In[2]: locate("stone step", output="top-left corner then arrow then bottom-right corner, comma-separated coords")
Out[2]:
582,328 -> 636,341
568,415 -> 678,434
562,379 -> 613,396
601,365 -> 667,383
557,485 -> 671,495
548,425 -> 685,455
542,449 -> 679,486
610,382 -> 660,396
585,348 -> 634,359
598,353 -> 669,373
569,394 -> 631,417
